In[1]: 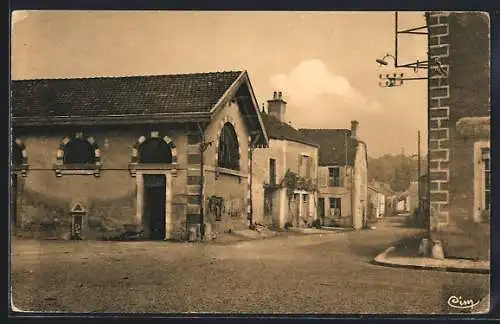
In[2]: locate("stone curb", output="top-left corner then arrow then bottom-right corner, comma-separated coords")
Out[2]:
286,228 -> 348,235
373,246 -> 490,274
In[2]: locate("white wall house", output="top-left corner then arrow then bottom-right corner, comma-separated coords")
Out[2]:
301,122 -> 368,230
252,92 -> 319,229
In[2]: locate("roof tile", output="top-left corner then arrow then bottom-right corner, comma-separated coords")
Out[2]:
261,112 -> 318,147
11,71 -> 242,118
299,129 -> 359,166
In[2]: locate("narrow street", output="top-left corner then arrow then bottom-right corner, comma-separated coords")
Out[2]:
11,217 -> 489,314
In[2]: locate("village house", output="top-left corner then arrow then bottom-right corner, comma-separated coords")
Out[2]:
396,180 -> 419,214
426,12 -> 490,260
367,181 -> 386,221
10,71 -> 269,241
251,92 -> 319,229
378,183 -> 397,217
300,122 -> 368,230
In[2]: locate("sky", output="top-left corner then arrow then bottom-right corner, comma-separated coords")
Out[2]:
11,10 -> 428,158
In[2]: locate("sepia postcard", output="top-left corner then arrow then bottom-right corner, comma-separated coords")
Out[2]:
9,10 -> 491,315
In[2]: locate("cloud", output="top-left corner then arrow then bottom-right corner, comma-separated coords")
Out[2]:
12,11 -> 30,25
269,59 -> 382,120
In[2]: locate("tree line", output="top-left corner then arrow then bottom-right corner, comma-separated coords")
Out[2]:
368,153 -> 428,193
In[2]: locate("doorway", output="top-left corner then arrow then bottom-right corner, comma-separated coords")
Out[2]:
143,174 -> 166,240
264,189 -> 274,225
318,198 -> 325,225
302,194 -> 310,221
291,193 -> 300,227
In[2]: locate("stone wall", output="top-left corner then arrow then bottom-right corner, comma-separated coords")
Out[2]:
201,100 -> 251,238
426,11 -> 490,259
13,125 -> 189,240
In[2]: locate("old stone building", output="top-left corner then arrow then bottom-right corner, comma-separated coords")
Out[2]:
10,71 -> 268,241
300,122 -> 368,230
426,12 -> 490,259
251,92 -> 319,229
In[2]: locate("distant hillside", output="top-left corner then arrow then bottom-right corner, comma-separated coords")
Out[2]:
368,154 -> 428,192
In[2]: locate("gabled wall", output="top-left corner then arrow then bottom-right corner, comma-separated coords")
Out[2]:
202,100 -> 251,237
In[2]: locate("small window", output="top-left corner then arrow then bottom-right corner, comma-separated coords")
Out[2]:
328,167 -> 342,187
217,122 -> 240,170
269,158 -> 276,185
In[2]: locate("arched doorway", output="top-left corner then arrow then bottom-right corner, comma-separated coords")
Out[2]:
135,136 -> 174,240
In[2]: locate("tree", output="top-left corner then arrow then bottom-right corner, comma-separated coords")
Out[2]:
368,153 -> 428,192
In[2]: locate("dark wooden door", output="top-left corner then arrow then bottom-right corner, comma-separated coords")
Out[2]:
318,198 -> 325,224
143,174 -> 166,240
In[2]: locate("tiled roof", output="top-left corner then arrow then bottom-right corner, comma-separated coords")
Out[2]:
11,71 -> 242,118
299,129 -> 359,166
261,112 -> 319,147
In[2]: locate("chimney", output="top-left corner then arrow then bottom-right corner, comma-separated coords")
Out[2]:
267,91 -> 287,122
350,120 -> 359,139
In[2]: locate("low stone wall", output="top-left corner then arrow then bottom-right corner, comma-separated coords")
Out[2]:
16,187 -> 137,240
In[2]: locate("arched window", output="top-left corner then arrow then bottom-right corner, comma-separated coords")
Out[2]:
12,142 -> 23,166
138,138 -> 173,164
218,122 -> 240,170
55,134 -> 101,177
12,139 -> 29,176
63,138 -> 96,164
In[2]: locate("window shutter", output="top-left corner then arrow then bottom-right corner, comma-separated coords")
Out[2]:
320,168 -> 328,188
306,156 -> 311,179
340,167 -> 345,187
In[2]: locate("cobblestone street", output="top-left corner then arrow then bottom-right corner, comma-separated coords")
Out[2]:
10,218 -> 489,314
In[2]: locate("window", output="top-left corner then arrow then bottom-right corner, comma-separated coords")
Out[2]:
329,197 -> 341,217
474,141 -> 490,222
299,155 -> 312,179
328,167 -> 342,187
12,139 -> 28,176
217,122 -> 240,170
482,147 -> 491,210
55,133 -> 101,177
138,138 -> 173,164
64,139 -> 96,164
269,158 -> 276,185
12,141 -> 23,166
